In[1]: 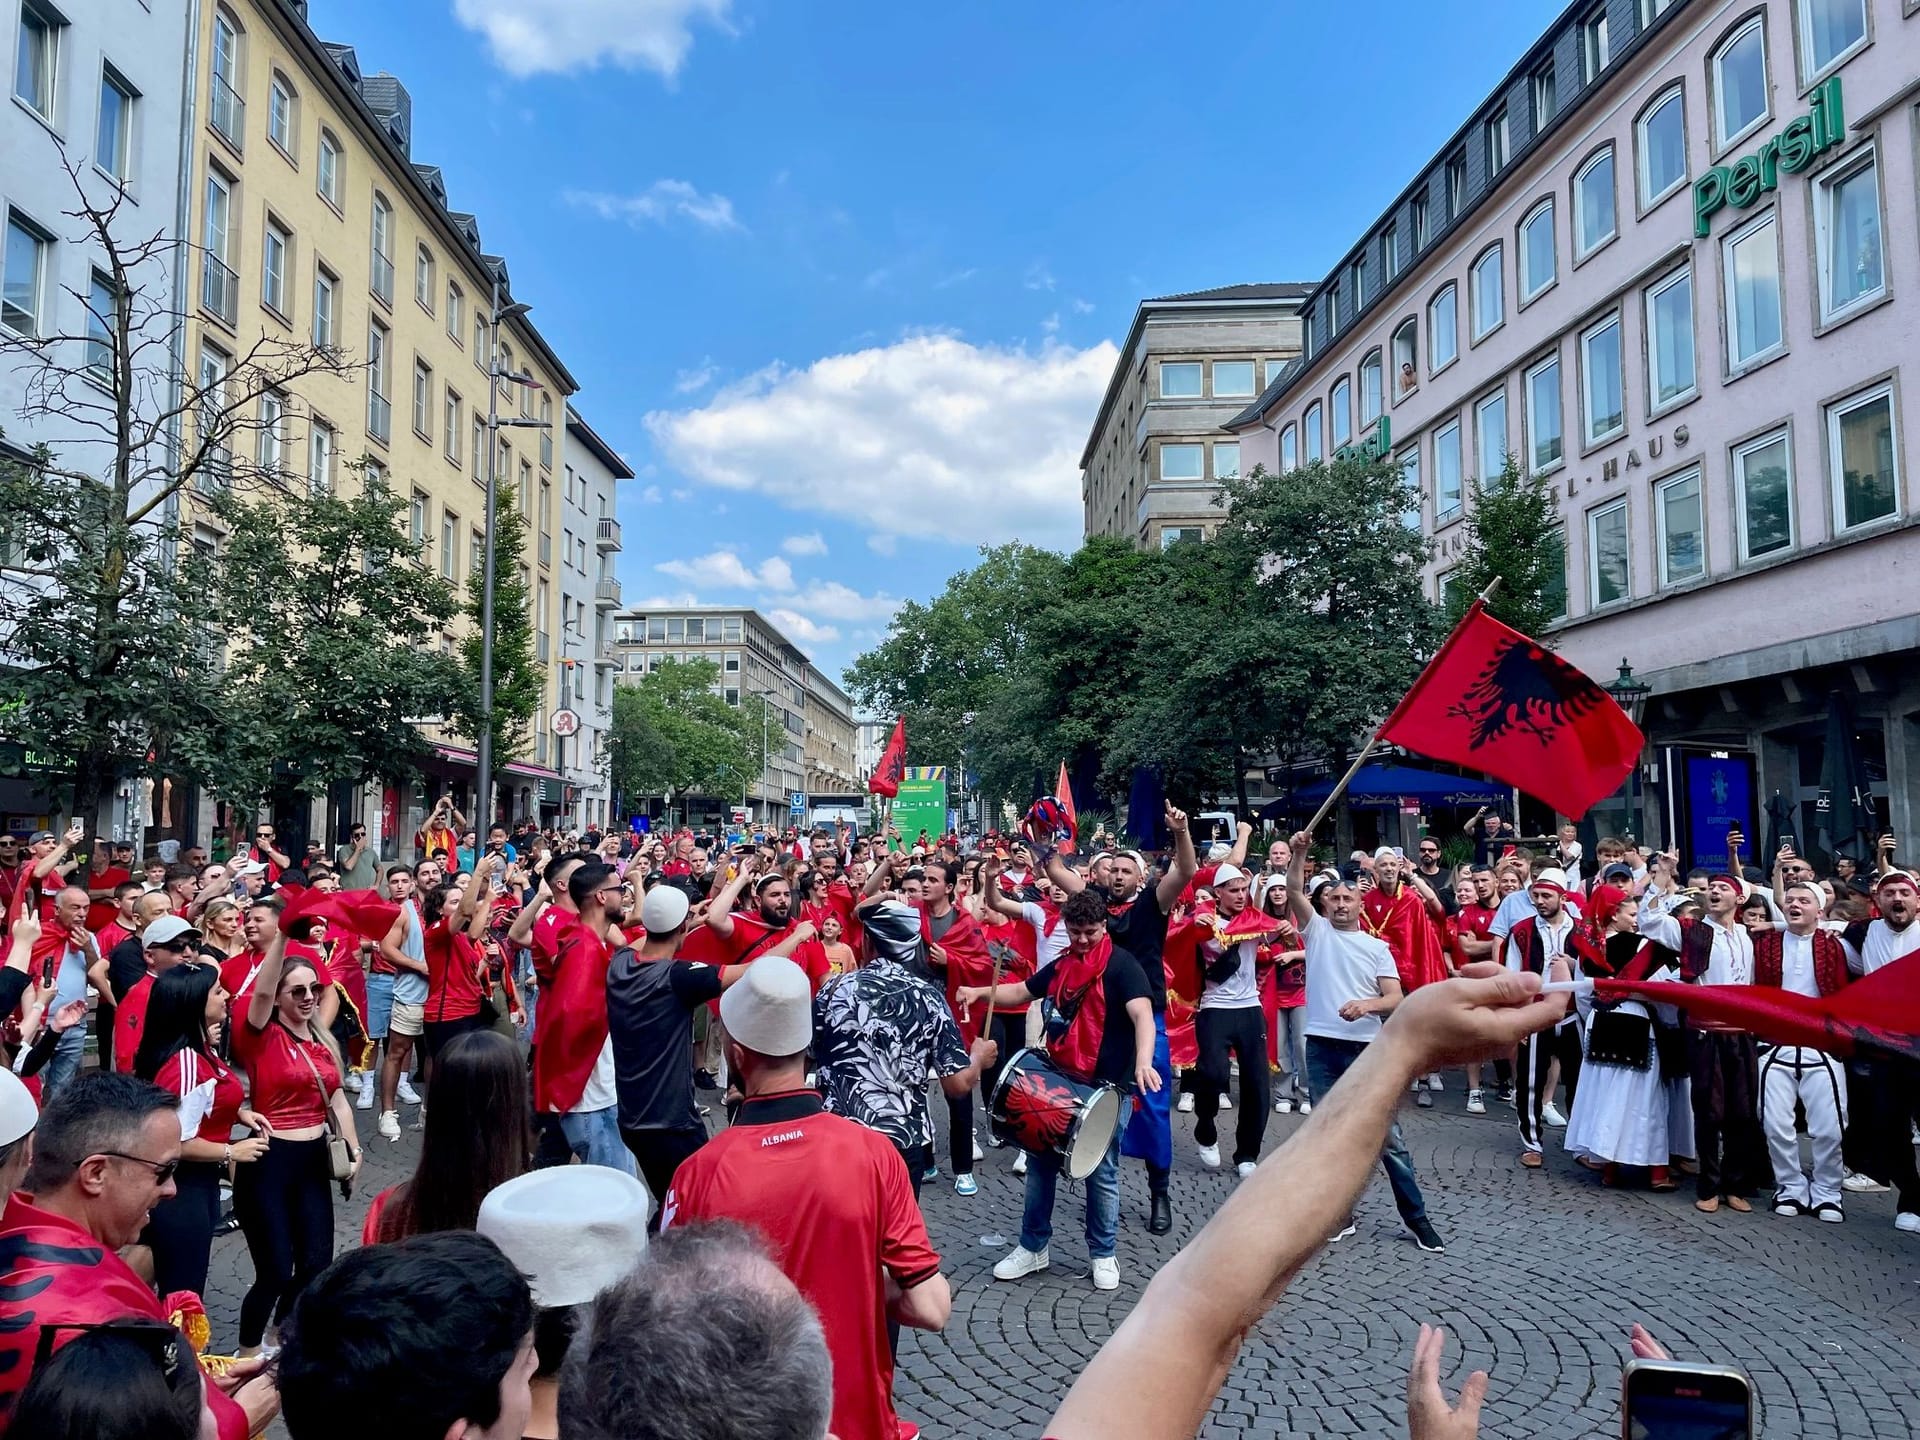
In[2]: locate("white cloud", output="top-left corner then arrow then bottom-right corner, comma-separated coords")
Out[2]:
933,267 -> 977,290
639,483 -> 663,503
780,580 -> 901,624
646,333 -> 1117,549
674,360 -> 719,394
654,549 -> 793,591
781,532 -> 828,557
1024,262 -> 1056,292
452,0 -> 733,79
670,487 -> 692,501
765,608 -> 841,646
564,181 -> 743,234
1070,297 -> 1095,314
1040,312 -> 1061,335
866,534 -> 897,556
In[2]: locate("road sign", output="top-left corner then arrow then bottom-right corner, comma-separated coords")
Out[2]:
550,709 -> 581,737
789,791 -> 807,814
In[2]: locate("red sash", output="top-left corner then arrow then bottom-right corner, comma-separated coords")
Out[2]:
1049,934 -> 1112,1083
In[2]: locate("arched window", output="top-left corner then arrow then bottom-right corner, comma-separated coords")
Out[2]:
370,193 -> 394,303
1359,351 -> 1383,425
267,72 -> 297,154
1711,16 -> 1769,149
317,129 -> 344,208
1574,146 -> 1616,257
1470,245 -> 1504,340
1330,377 -> 1352,448
1391,318 -> 1418,399
1428,284 -> 1457,370
1519,199 -> 1556,300
1635,85 -> 1687,208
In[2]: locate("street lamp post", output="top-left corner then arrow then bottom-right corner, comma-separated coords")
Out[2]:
1606,658 -> 1654,844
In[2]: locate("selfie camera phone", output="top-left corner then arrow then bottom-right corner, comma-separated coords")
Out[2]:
1622,1359 -> 1753,1439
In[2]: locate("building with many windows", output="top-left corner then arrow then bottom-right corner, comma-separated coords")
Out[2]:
1081,283 -> 1309,548
1229,0 -> 1915,849
556,405 -> 629,833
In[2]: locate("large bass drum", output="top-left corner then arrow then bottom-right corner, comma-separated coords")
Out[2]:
988,1047 -> 1121,1181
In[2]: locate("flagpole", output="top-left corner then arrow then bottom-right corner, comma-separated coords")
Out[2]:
1300,577 -> 1503,839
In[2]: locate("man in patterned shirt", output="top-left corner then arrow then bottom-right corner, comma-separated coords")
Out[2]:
813,900 -> 998,1192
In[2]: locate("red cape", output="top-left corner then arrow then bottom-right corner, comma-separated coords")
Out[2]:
1362,885 -> 1450,991
530,926 -> 612,1113
279,886 -> 401,944
917,902 -> 993,1044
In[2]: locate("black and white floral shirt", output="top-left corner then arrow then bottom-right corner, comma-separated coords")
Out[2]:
813,957 -> 969,1153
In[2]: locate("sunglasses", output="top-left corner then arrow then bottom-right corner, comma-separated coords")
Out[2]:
284,984 -> 320,1000
94,1150 -> 181,1186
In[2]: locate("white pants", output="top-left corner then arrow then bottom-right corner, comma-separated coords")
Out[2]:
1759,1045 -> 1846,1210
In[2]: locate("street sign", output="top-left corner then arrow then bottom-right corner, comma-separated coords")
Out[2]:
550,709 -> 581,737
789,791 -> 807,814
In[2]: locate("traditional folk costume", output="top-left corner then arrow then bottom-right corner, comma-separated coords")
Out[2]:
1505,878 -> 1584,1158
1839,886 -> 1920,1217
1752,927 -> 1851,1216
1258,908 -> 1308,1108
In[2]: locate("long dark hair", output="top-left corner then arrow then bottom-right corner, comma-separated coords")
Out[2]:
376,1030 -> 531,1242
133,964 -> 221,1082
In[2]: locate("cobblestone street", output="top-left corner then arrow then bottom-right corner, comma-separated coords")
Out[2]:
204,1080 -> 1920,1439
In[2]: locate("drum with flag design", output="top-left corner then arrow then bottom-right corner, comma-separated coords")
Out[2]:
989,1046 -> 1121,1180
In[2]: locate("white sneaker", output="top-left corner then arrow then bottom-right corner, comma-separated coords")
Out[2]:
1012,1152 -> 1028,1177
397,1076 -> 423,1106
972,1136 -> 985,1163
1274,1098 -> 1293,1114
1466,1090 -> 1486,1115
1844,1171 -> 1891,1193
1196,1143 -> 1221,1169
1218,1093 -> 1232,1110
1298,1100 -> 1312,1115
1176,1091 -> 1195,1114
355,1081 -> 376,1111
342,1071 -> 362,1095
1427,1074 -> 1444,1092
993,1246 -> 1049,1280
1543,1101 -> 1568,1127
377,1110 -> 400,1142
1090,1256 -> 1120,1291
1895,1212 -> 1920,1235
1237,1161 -> 1258,1180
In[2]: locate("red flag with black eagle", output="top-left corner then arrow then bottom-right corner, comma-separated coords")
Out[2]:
1379,600 -> 1642,819
867,717 -> 907,798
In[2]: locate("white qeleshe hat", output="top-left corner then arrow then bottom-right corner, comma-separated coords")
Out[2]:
476,1166 -> 651,1307
0,1070 -> 36,1149
1211,863 -> 1248,889
639,884 -> 689,934
719,955 -> 814,1057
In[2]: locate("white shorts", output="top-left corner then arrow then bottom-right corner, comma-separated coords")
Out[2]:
389,1001 -> 424,1038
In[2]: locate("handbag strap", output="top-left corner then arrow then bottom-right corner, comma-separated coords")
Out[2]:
279,1021 -> 342,1138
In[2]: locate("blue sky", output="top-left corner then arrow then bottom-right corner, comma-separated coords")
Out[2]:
315,0 -> 1562,679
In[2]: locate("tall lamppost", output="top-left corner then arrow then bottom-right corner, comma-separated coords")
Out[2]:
1606,658 -> 1653,843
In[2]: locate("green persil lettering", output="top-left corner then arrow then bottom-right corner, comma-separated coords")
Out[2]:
1692,75 -> 1844,237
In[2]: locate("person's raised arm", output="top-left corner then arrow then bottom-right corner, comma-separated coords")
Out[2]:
705,855 -> 757,940
1155,805 -> 1199,913
1044,964 -> 1570,1440
1043,846 -> 1083,895
460,856 -> 497,940
32,823 -> 82,883
245,911 -> 287,1033
979,857 -> 1025,921
1406,869 -> 1446,921
506,880 -> 551,946
1284,831 -> 1314,929
1635,854 -> 1683,952
763,919 -> 817,959
1226,820 -> 1252,870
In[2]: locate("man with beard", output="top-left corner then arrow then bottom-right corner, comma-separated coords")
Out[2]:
1838,867 -> 1920,1230
1043,804 -> 1196,1233
690,859 -> 830,987
535,863 -> 639,1184
1362,849 -> 1450,1108
1503,871 -> 1583,1169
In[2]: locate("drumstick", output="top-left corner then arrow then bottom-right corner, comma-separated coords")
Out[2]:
981,941 -> 1012,1042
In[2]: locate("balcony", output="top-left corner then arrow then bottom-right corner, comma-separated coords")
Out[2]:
200,253 -> 237,326
594,645 -> 619,669
594,576 -> 621,609
594,517 -> 622,552
210,73 -> 244,147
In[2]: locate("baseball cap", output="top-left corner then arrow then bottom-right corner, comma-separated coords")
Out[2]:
477,1167 -> 651,1306
232,860 -> 268,877
143,916 -> 202,948
720,955 -> 815,1057
639,884 -> 690,934
29,831 -> 56,845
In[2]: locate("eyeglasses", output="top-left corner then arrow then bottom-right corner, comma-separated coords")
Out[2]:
94,1151 -> 180,1185
34,1317 -> 191,1388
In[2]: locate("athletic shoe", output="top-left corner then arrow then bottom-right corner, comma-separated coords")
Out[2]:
972,1136 -> 985,1163
1237,1161 -> 1258,1180
1543,1101 -> 1568,1127
992,1246 -> 1050,1280
1813,1202 -> 1843,1224
1498,1085 -> 1516,1104
1218,1093 -> 1232,1110
1328,1222 -> 1357,1243
921,1162 -> 940,1183
1297,1100 -> 1311,1114
1176,1091 -> 1195,1114
1466,1090 -> 1486,1115
898,1424 -> 920,1440
1844,1171 -> 1890,1193
1090,1256 -> 1120,1291
377,1110 -> 400,1142
1012,1152 -> 1027,1177
1196,1143 -> 1221,1169
1274,1098 -> 1293,1114
214,1209 -> 240,1237
397,1076 -> 423,1106
984,1132 -> 1007,1149
1427,1074 -> 1443,1091
355,1081 -> 376,1111
342,1071 -> 362,1095
1894,1212 -> 1920,1235
1415,1089 -> 1434,1108
1773,1197 -> 1807,1217
1407,1217 -> 1446,1253
953,1173 -> 977,1197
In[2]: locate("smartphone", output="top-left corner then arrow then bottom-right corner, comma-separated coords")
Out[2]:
1622,1360 -> 1753,1439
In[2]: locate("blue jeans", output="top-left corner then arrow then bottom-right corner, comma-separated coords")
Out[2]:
1305,1035 -> 1427,1225
38,1026 -> 86,1102
513,948 -> 536,1036
364,972 -> 394,1040
1020,1129 -> 1121,1259
556,1107 -> 638,1178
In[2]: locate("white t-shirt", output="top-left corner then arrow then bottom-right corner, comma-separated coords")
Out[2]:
1855,918 -> 1920,976
1018,901 -> 1072,970
1198,935 -> 1260,1010
1302,915 -> 1400,1044
573,1037 -> 618,1113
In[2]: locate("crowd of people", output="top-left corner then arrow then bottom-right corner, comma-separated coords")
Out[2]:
0,801 -> 1912,1439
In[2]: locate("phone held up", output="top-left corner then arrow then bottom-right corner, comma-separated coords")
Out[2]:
1622,1358 -> 1753,1439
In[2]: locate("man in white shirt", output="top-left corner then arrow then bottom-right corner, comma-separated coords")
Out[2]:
1283,834 -> 1444,1254
1839,868 -> 1920,1228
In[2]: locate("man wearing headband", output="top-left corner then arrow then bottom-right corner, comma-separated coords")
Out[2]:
1503,870 -> 1581,1169
1836,865 -> 1920,1229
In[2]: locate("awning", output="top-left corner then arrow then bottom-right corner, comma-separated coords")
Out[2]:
429,742 -> 561,782
1258,763 -> 1511,819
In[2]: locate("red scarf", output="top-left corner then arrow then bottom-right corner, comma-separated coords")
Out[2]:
1048,933 -> 1112,1083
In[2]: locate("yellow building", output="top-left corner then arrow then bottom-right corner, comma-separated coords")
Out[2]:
182,0 -> 584,844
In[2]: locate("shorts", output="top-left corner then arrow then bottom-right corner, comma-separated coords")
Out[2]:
421,1014 -> 485,1060
365,972 -> 394,1041
389,1000 -> 424,1038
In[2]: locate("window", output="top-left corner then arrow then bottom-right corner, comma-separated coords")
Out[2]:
1640,0 -> 1678,22
261,218 -> 289,315
666,617 -> 684,642
267,74 -> 294,153
1264,358 -> 1289,389
1330,378 -> 1352,447
1383,223 -> 1399,281
1327,284 -> 1341,334
257,389 -> 286,475
1532,62 -> 1556,127
195,343 -> 230,491
539,394 -> 554,468
1543,527 -> 1569,619
724,652 -> 740,673
1656,469 -> 1706,585
1213,360 -> 1255,398
470,529 -> 484,581
1645,267 -> 1696,410
1574,147 -> 1616,257
1303,403 -> 1323,463
685,617 -> 705,642
409,490 -> 429,545
200,171 -> 235,323
411,360 -> 432,439
1435,418 -> 1463,518
1724,212 -> 1783,371
367,318 -> 390,441
1279,424 -> 1298,471
96,67 -> 136,179
1581,316 -> 1625,444
1519,199 -> 1556,301
1428,285 -> 1457,371
1712,18 -> 1769,149
1159,361 -> 1201,399
1588,500 -> 1629,606
1800,0 -> 1867,80
1160,527 -> 1204,550
209,10 -> 242,145
317,130 -> 342,208
441,512 -> 457,579
1733,429 -> 1794,560
414,245 -> 434,312
446,281 -> 463,342
3,211 -> 49,336
1526,354 -> 1564,474
370,194 -> 394,303
1637,86 -> 1687,207
1359,352 -> 1383,425
1580,5 -> 1610,82
1397,449 -> 1422,530
1476,389 -> 1507,481
1827,385 -> 1898,531
84,268 -> 115,378
445,390 -> 461,463
1485,108 -> 1509,174
472,311 -> 488,367
1445,153 -> 1465,217
312,264 -> 337,348
307,419 -> 334,496
1470,244 -> 1503,340
1412,194 -> 1430,249
1352,258 -> 1368,310
1392,319 -> 1418,399
1159,443 -> 1203,481
14,1 -> 60,119
724,616 -> 741,641
470,416 -> 484,479
1813,148 -> 1884,322
1213,442 -> 1240,480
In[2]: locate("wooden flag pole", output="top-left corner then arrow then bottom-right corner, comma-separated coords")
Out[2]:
1300,577 -> 1503,838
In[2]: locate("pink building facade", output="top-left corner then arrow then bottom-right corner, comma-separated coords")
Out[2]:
1228,0 -> 1917,857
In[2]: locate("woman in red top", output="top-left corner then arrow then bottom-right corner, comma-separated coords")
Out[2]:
419,858 -> 497,1087
134,962 -> 271,1302
231,912 -> 363,1354
1253,876 -> 1310,1113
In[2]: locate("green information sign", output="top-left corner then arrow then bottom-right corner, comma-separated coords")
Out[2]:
890,777 -> 947,846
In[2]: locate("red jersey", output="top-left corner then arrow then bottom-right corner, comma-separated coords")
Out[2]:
423,916 -> 486,1023
663,1091 -> 940,1440
112,972 -> 155,1073
92,917 -> 133,955
1453,901 -> 1497,968
219,949 -> 270,1008
529,904 -> 583,985
231,1017 -> 340,1129
153,1047 -> 245,1143
83,867 -> 131,932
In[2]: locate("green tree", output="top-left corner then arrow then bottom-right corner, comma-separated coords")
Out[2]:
1443,454 -> 1565,639
448,503 -> 539,765
607,659 -> 755,813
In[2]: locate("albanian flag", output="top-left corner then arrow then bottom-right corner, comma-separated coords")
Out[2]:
1055,761 -> 1078,855
1380,600 -> 1642,819
868,717 -> 907,798
1596,951 -> 1920,1061
279,885 -> 401,944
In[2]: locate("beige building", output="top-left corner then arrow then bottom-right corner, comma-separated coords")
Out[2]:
181,0 -> 578,842
1080,283 -> 1310,548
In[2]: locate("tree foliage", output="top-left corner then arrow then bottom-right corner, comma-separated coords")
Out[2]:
448,502 -> 539,765
608,659 -> 757,808
1443,454 -> 1565,641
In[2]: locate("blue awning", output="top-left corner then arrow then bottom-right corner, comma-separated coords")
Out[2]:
1259,763 -> 1511,819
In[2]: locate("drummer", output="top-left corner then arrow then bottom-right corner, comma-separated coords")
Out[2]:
958,887 -> 1160,1293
